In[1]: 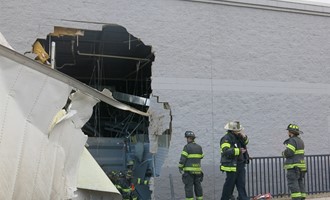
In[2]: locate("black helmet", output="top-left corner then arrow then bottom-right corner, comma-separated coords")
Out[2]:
184,131 -> 196,138
287,124 -> 303,135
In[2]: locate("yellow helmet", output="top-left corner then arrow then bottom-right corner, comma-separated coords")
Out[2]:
287,124 -> 303,134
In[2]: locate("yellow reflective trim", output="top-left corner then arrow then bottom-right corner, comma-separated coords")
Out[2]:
137,178 -> 141,184
291,192 -> 302,198
244,138 -> 249,145
301,193 -> 307,197
178,164 -> 184,168
183,167 -> 202,172
221,143 -> 231,149
187,154 -> 204,158
295,150 -> 304,154
196,196 -> 203,200
122,188 -> 131,192
234,148 -> 240,156
289,124 -> 299,129
192,163 -> 201,167
220,165 -> 236,172
284,163 -> 307,169
181,151 -> 188,157
287,144 -> 296,152
186,198 -> 194,200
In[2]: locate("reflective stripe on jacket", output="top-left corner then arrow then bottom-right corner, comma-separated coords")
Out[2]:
178,142 -> 204,173
282,136 -> 306,171
220,131 -> 249,172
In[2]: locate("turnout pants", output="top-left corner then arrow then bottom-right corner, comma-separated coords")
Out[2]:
182,172 -> 203,200
221,163 -> 249,200
287,168 -> 306,200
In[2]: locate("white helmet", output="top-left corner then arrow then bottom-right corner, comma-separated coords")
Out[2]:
224,121 -> 244,131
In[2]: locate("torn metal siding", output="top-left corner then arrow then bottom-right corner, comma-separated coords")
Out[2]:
0,20 -> 173,199
0,42 -> 122,199
0,48 -> 77,199
0,45 -> 149,117
76,147 -> 122,200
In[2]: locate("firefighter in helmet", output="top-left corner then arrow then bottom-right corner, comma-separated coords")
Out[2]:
126,159 -> 152,199
282,124 -> 306,200
178,131 -> 204,200
220,121 -> 250,200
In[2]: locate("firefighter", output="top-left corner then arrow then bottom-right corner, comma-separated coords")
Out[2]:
133,175 -> 150,186
124,169 -> 139,200
126,159 -> 152,197
108,170 -> 120,190
220,121 -> 250,200
108,170 -> 136,200
178,131 -> 204,200
282,124 -> 307,200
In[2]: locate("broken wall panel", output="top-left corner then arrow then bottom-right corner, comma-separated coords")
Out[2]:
35,24 -> 154,139
0,53 -> 72,199
31,24 -> 172,200
0,43 -> 121,199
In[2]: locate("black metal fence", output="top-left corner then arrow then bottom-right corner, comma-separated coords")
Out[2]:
246,154 -> 330,198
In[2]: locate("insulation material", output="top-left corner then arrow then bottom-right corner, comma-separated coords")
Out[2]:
147,96 -> 171,153
0,43 -> 118,199
32,41 -> 50,64
51,26 -> 85,37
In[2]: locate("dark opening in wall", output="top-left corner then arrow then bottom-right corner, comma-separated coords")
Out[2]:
34,24 -> 155,139
32,24 -> 172,199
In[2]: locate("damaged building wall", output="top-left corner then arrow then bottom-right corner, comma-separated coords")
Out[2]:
2,0 -> 330,199
0,42 -> 124,199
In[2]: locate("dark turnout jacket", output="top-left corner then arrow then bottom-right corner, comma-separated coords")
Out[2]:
178,141 -> 204,174
220,131 -> 249,172
282,135 -> 306,171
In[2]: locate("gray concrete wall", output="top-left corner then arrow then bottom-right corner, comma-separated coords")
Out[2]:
1,0 -> 330,199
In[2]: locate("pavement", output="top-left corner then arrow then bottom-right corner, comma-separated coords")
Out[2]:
306,194 -> 330,200
274,195 -> 330,200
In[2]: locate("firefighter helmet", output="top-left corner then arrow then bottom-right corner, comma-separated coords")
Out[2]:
184,131 -> 196,138
224,121 -> 244,131
287,123 -> 303,134
127,160 -> 134,166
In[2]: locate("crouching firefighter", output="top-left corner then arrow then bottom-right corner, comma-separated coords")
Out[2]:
282,124 -> 307,200
178,131 -> 204,200
112,171 -> 138,200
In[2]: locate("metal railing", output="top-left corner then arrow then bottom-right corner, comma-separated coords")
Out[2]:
246,154 -> 330,198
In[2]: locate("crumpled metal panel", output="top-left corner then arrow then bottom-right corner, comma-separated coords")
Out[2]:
0,38 -> 121,199
76,147 -> 122,200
